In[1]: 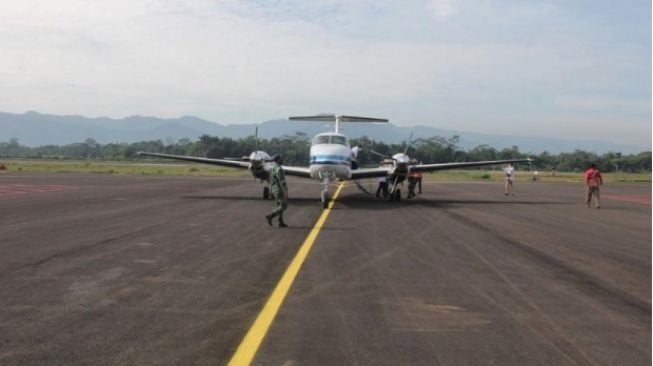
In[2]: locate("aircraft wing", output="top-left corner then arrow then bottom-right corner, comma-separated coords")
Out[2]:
350,167 -> 393,179
281,166 -> 312,178
410,158 -> 533,172
138,152 -> 250,168
138,151 -> 313,179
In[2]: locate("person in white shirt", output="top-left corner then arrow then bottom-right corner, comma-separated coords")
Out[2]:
350,145 -> 361,170
376,175 -> 389,198
504,163 -> 515,196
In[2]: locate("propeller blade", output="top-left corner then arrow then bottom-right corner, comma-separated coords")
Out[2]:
390,173 -> 400,194
353,180 -> 373,195
369,149 -> 388,159
403,131 -> 414,155
255,126 -> 259,153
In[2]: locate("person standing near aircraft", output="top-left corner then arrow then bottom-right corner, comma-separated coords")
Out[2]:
584,163 -> 603,209
407,172 -> 418,199
504,163 -> 515,196
376,175 -> 389,198
266,155 -> 289,227
351,145 -> 361,170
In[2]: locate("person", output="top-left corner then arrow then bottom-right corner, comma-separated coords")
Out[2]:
414,168 -> 423,194
407,171 -> 418,199
350,145 -> 361,170
504,163 -> 515,196
265,155 -> 289,227
584,163 -> 603,209
376,176 -> 389,198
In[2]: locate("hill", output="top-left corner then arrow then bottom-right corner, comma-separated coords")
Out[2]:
0,111 -> 646,154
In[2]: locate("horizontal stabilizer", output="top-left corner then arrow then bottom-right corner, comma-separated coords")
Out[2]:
289,114 -> 388,123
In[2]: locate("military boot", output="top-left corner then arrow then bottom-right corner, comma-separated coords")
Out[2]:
265,214 -> 275,226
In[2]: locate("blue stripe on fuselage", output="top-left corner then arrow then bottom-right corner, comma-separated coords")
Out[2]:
312,161 -> 351,166
311,155 -> 351,165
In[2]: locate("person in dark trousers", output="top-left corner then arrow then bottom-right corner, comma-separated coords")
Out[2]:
584,163 -> 603,209
407,171 -> 418,198
376,176 -> 389,198
407,160 -> 422,198
414,169 -> 423,194
265,155 -> 289,227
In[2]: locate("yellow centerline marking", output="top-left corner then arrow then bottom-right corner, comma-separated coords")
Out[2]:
227,182 -> 345,366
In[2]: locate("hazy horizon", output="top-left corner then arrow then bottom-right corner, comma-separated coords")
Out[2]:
1,0 -> 650,147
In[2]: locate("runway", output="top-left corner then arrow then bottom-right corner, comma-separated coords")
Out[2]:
0,173 -> 650,365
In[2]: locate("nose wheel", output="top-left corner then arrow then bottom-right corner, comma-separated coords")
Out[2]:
318,173 -> 333,209
321,190 -> 330,209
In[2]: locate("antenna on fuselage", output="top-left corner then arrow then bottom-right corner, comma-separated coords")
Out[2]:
288,114 -> 389,134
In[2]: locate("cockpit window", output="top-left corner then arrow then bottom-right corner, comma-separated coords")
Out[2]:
312,135 -> 348,145
312,135 -> 330,144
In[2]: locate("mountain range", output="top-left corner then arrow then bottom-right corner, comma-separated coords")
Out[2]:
0,111 -> 647,154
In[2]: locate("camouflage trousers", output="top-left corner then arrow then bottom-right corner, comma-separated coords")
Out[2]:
269,192 -> 288,222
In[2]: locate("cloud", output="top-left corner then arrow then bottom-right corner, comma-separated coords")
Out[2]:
0,0 -> 649,146
426,0 -> 458,21
555,96 -> 652,111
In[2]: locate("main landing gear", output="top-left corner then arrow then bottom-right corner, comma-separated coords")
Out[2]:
389,188 -> 401,202
263,186 -> 270,199
388,175 -> 402,202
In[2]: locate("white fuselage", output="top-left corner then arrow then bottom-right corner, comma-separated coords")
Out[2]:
309,132 -> 352,181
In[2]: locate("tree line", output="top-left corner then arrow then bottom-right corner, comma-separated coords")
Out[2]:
0,134 -> 650,173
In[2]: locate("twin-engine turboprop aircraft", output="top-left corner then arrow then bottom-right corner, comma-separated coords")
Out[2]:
138,114 -> 532,208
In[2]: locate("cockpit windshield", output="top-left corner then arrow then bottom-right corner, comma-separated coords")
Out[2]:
312,135 -> 348,146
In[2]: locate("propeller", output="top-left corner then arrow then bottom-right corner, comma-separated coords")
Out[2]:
225,126 -> 272,162
388,132 -> 414,197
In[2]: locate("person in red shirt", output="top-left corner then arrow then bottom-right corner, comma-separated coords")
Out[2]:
584,163 -> 603,209
407,160 -> 423,198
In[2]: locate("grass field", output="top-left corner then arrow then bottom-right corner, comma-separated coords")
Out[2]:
0,159 -> 250,177
0,159 -> 650,183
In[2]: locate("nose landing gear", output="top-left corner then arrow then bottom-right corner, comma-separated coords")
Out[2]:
318,171 -> 334,209
321,190 -> 330,209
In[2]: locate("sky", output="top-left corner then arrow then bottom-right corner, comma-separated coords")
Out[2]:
0,0 -> 651,148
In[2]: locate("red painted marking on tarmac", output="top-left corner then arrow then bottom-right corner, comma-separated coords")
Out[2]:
602,194 -> 651,205
0,184 -> 79,197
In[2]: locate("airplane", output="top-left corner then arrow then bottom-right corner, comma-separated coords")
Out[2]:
138,114 -> 532,208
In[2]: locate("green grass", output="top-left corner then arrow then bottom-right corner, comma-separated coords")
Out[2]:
0,159 -> 650,183
0,159 -> 250,177
424,170 -> 651,183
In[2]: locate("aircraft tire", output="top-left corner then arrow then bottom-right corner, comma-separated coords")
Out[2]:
263,186 -> 270,199
394,189 -> 401,202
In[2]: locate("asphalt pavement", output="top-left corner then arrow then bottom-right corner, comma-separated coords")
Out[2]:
0,173 -> 650,365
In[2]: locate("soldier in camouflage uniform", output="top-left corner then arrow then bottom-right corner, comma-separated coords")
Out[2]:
265,155 -> 288,227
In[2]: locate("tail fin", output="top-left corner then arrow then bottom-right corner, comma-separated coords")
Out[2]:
289,114 -> 388,133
